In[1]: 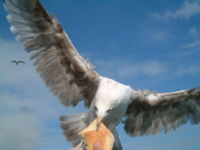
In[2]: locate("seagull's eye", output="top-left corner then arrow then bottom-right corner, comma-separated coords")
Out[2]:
106,109 -> 111,113
94,106 -> 98,112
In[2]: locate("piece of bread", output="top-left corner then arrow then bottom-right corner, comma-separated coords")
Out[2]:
79,119 -> 114,150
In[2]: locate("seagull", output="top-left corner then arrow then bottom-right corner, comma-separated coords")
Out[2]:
4,0 -> 200,150
10,60 -> 25,65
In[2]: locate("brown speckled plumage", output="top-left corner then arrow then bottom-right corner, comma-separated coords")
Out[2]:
4,0 -> 99,107
125,88 -> 200,136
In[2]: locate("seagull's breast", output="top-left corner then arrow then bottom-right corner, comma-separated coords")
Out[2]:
104,101 -> 128,129
95,77 -> 132,104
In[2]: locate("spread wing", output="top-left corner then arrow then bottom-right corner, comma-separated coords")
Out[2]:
124,87 -> 200,137
4,0 -> 100,107
18,61 -> 25,64
10,60 -> 17,63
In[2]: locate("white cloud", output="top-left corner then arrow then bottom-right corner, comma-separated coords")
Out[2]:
96,59 -> 169,79
139,61 -> 168,76
0,38 -> 64,118
0,38 -> 72,150
182,27 -> 200,48
0,93 -> 60,119
152,1 -> 200,21
0,113 -> 41,150
189,27 -> 199,38
0,38 -> 41,90
176,65 -> 200,76
183,40 -> 200,48
119,60 -> 168,77
137,25 -> 172,45
168,48 -> 200,61
95,55 -> 200,83
143,29 -> 171,44
136,136 -> 200,150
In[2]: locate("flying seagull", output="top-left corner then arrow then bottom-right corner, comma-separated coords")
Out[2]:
10,60 -> 25,65
4,0 -> 200,150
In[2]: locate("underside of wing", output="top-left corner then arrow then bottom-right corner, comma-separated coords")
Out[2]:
4,0 -> 100,107
124,88 -> 200,137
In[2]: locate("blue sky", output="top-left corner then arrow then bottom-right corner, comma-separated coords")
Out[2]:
1,0 -> 200,150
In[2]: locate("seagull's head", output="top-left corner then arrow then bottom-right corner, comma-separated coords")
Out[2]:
94,104 -> 112,129
92,77 -> 133,130
93,95 -> 116,130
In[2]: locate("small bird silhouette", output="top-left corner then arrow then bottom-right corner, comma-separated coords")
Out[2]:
10,60 -> 25,65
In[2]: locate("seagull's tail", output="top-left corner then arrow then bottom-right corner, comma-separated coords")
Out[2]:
59,112 -> 87,146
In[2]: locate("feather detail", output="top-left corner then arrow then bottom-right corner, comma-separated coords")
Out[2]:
4,0 -> 100,107
124,88 -> 200,136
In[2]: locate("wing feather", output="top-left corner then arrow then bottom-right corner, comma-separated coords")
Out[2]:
124,88 -> 200,137
4,0 -> 99,107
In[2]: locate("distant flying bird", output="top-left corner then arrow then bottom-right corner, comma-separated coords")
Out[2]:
4,0 -> 200,150
10,60 -> 25,65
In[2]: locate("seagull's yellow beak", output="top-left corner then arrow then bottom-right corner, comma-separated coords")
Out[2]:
96,117 -> 103,130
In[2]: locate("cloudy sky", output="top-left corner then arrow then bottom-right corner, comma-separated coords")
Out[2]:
1,0 -> 200,150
